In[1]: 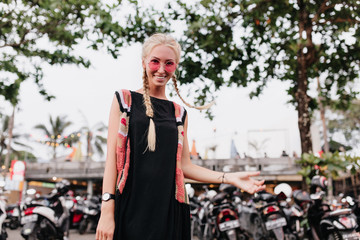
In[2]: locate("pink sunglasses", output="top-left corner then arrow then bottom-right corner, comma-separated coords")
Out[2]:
148,59 -> 177,72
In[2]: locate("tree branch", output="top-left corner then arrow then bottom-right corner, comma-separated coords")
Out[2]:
312,0 -> 335,23
0,29 -> 30,48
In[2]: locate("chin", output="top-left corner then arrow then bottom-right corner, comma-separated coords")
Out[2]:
149,78 -> 170,87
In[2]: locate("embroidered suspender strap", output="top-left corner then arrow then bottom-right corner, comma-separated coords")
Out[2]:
173,102 -> 189,204
115,89 -> 132,194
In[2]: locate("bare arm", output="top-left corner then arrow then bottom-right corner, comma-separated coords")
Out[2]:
181,115 -> 266,194
96,95 -> 119,240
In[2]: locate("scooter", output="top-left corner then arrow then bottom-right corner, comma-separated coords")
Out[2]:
207,184 -> 249,240
0,182 -> 8,240
300,167 -> 360,240
5,203 -> 21,230
78,196 -> 101,234
20,180 -> 70,240
252,191 -> 288,240
67,196 -> 84,229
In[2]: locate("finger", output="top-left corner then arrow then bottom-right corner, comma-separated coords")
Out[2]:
246,171 -> 261,177
96,229 -> 100,240
256,185 -> 266,192
254,179 -> 265,186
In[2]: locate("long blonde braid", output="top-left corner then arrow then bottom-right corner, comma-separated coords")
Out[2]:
142,68 -> 156,152
172,75 -> 215,110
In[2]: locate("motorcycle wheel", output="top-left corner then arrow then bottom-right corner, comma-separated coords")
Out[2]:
327,232 -> 341,240
0,228 -> 7,240
203,223 -> 214,240
253,216 -> 266,240
225,229 -> 237,240
78,219 -> 88,235
26,225 -> 41,240
236,229 -> 249,240
9,219 -> 20,230
192,220 -> 203,240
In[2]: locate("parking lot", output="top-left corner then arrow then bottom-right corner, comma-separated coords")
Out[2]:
7,228 -> 95,240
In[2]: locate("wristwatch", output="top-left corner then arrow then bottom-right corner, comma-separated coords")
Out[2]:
102,192 -> 115,202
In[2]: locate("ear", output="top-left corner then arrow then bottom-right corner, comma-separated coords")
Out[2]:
142,59 -> 146,69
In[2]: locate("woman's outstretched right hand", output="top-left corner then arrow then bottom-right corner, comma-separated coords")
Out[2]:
96,201 -> 115,240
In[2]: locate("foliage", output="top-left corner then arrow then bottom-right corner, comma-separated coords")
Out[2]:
297,152 -> 359,185
0,151 -> 37,168
163,0 -> 360,153
81,121 -> 107,160
327,99 -> 360,148
0,0 -> 168,105
0,114 -> 31,164
34,115 -> 74,159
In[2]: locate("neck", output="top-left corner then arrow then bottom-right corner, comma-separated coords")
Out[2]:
137,87 -> 167,100
149,87 -> 166,99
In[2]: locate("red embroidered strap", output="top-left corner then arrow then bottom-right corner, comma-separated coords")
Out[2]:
115,89 -> 132,193
173,102 -> 188,204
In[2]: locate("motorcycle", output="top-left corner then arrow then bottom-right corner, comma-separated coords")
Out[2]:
5,203 -> 21,230
66,196 -> 85,229
342,195 -> 360,232
20,180 -> 71,240
251,191 -> 290,240
0,197 -> 8,240
299,168 -> 360,240
285,189 -> 311,239
78,195 -> 101,234
186,184 -> 203,240
205,184 -> 249,240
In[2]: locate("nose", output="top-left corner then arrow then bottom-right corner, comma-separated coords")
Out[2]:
157,63 -> 165,73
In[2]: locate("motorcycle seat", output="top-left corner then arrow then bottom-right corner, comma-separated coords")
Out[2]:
211,192 -> 228,204
329,208 -> 352,217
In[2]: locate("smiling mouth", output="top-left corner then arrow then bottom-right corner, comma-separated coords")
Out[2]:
155,76 -> 166,80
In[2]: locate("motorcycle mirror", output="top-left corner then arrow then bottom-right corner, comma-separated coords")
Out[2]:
26,188 -> 36,195
277,191 -> 287,201
346,196 -> 354,205
274,183 -> 292,198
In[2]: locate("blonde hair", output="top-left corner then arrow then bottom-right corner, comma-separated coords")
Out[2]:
142,33 -> 214,152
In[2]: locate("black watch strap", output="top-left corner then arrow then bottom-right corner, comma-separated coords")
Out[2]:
102,192 -> 115,202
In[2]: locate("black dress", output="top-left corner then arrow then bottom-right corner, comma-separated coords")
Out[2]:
113,91 -> 191,240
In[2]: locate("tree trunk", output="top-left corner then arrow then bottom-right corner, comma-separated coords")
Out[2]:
317,77 -> 329,153
296,0 -> 313,155
53,145 -> 56,160
317,76 -> 333,198
87,131 -> 92,161
4,106 -> 15,172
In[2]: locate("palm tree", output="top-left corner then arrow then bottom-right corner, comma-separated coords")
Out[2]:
248,138 -> 270,158
34,115 -> 73,160
0,114 -> 31,167
81,122 -> 107,161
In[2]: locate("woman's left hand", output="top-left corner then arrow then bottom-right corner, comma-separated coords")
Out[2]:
225,171 -> 265,194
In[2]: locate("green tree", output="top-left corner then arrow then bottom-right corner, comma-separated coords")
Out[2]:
0,0 -> 167,105
163,0 -> 360,154
297,152 -> 350,185
34,115 -> 74,160
0,114 -> 31,166
327,99 -> 360,149
81,121 -> 107,161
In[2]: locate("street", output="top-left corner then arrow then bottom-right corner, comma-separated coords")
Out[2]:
7,228 -> 95,240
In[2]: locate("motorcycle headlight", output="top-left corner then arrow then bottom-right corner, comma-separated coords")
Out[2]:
338,216 -> 357,229
83,208 -> 89,214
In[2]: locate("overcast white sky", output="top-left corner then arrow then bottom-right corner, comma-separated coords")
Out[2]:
2,41 -> 303,161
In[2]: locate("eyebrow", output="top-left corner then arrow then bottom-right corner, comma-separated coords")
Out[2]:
150,56 -> 175,61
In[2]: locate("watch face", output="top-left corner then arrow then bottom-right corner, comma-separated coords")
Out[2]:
102,193 -> 110,201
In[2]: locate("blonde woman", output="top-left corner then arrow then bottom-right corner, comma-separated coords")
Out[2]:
96,33 -> 265,240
